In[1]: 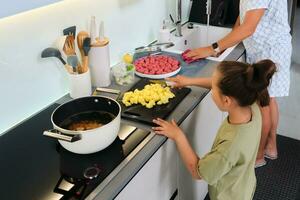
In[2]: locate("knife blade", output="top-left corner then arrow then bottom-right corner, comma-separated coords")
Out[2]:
149,80 -> 175,87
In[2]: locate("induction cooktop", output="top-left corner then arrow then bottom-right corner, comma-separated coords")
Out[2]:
0,103 -> 150,200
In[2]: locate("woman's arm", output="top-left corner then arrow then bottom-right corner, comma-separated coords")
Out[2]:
217,9 -> 265,51
233,16 -> 240,30
186,9 -> 266,59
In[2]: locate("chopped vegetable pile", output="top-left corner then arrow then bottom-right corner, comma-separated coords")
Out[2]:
122,83 -> 175,108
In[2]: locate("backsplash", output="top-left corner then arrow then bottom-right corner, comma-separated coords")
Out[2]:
0,0 -> 190,135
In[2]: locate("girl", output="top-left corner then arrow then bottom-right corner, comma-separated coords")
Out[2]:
153,60 -> 276,200
185,0 -> 292,167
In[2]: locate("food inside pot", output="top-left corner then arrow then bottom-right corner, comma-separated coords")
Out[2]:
60,111 -> 115,131
68,120 -> 103,131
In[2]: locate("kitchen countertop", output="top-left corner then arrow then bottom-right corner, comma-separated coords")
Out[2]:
85,43 -> 245,200
0,42 -> 244,200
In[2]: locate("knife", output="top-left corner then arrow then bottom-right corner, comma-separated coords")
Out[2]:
149,80 -> 175,87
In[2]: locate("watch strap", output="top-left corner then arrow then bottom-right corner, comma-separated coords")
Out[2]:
212,42 -> 221,53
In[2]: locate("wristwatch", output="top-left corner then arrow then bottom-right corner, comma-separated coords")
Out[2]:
212,42 -> 221,56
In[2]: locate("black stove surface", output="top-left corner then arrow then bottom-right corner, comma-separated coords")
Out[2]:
0,103 -> 150,200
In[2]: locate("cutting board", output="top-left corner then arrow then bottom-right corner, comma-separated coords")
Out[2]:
119,79 -> 191,125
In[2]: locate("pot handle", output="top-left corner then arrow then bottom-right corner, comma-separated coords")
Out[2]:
43,129 -> 81,143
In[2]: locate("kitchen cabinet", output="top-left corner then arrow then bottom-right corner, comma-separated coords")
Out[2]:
115,138 -> 178,200
115,92 -> 222,200
178,92 -> 223,200
237,53 -> 246,62
287,0 -> 298,34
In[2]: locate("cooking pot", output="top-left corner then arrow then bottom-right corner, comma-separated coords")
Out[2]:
43,96 -> 121,154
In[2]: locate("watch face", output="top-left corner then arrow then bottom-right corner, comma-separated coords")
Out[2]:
212,42 -> 218,49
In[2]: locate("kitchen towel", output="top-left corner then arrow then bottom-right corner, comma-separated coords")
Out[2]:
181,49 -> 202,64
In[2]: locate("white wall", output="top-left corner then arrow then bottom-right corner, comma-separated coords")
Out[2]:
0,0 -> 190,135
1,0 -> 61,18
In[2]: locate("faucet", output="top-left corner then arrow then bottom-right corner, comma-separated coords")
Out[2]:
170,0 -> 183,37
206,0 -> 212,45
170,0 -> 211,38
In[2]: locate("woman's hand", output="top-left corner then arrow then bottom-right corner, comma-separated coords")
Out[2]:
166,75 -> 192,88
152,118 -> 183,141
185,46 -> 215,60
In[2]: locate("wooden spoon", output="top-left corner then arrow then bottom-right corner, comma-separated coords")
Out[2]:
77,31 -> 89,60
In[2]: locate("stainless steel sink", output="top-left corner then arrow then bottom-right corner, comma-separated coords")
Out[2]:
164,23 -> 237,62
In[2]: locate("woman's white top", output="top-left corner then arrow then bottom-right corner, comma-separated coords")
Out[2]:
240,0 -> 292,97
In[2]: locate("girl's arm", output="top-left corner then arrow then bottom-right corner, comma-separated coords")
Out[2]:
174,131 -> 201,179
189,77 -> 212,88
167,76 -> 212,89
152,119 -> 201,179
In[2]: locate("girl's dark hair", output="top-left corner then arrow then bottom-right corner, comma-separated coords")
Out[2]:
217,59 -> 277,107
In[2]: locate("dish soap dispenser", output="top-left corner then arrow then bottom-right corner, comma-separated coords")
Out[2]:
158,20 -> 171,43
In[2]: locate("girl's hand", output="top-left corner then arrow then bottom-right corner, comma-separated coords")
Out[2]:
185,46 -> 215,60
166,75 -> 191,88
152,118 -> 183,141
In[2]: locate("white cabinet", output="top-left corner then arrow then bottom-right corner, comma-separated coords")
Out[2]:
237,53 -> 246,62
116,92 -> 222,200
178,92 -> 223,200
115,138 -> 178,200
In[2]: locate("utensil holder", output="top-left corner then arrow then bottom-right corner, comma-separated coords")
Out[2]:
89,43 -> 111,87
68,69 -> 92,99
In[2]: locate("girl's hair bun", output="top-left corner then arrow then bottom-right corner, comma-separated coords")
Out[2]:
245,59 -> 277,93
217,59 -> 277,107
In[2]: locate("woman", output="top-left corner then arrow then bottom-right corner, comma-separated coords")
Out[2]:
185,0 -> 292,167
153,60 -> 276,200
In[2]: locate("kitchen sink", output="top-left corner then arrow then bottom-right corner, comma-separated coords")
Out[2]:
164,23 -> 236,62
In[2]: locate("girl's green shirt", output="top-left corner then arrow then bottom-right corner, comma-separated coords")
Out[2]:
198,103 -> 261,200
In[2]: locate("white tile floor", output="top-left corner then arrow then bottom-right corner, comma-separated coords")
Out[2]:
277,8 -> 300,140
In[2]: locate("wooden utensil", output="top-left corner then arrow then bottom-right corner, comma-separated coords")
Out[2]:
63,35 -> 76,56
63,35 -> 85,73
77,31 -> 89,64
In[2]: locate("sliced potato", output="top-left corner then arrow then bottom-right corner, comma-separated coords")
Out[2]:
122,83 -> 175,108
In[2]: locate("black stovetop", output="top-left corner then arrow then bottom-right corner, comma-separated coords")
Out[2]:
0,103 -> 150,200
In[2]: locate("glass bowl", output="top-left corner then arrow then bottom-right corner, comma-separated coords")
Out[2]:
112,62 -> 135,85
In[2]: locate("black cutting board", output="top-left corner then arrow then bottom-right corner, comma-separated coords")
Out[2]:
119,79 -> 191,125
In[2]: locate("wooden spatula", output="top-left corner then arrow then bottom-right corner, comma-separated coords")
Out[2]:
77,31 -> 89,61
